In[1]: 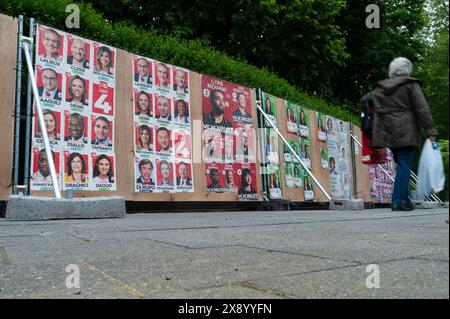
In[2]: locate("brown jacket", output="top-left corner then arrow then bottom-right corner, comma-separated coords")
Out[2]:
370,76 -> 437,148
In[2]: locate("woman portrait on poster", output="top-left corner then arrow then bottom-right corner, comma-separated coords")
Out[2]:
95,46 -> 113,75
264,97 -> 273,115
135,91 -> 152,117
326,117 -> 334,136
36,109 -> 60,140
65,152 -> 88,183
92,154 -> 114,183
329,156 -> 339,175
238,168 -> 256,195
136,125 -> 153,152
66,75 -> 88,106
174,99 -> 190,124
158,160 -> 173,186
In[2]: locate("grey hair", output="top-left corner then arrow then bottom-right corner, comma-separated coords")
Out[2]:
388,57 -> 413,78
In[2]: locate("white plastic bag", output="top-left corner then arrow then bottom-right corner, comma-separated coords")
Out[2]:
417,139 -> 445,199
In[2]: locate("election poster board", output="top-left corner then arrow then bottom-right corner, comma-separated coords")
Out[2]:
31,24 -> 117,192
202,76 -> 258,201
132,54 -> 193,193
369,149 -> 395,203
326,116 -> 352,199
261,91 -> 277,128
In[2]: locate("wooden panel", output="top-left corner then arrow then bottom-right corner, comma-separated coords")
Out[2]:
353,126 -> 372,202
0,14 -> 18,200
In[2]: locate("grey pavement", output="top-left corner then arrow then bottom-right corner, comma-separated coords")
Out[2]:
0,208 -> 448,299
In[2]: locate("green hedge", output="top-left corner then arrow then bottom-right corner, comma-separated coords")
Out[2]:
0,0 -> 358,124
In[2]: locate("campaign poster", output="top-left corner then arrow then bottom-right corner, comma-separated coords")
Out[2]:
293,164 -> 303,188
369,149 -> 395,203
285,101 -> 299,135
36,25 -> 65,69
261,91 -> 277,128
64,72 -> 90,114
172,66 -> 189,97
155,125 -> 173,157
231,87 -> 252,125
154,93 -> 172,123
63,110 -> 89,150
289,141 -> 300,164
206,163 -> 224,193
30,147 -> 61,191
155,157 -> 174,192
223,133 -> 235,164
133,55 -> 154,90
222,163 -> 238,193
32,25 -> 118,193
62,150 -> 89,190
298,106 -> 310,138
321,147 -> 329,169
266,129 -> 280,166
235,126 -> 256,164
92,42 -> 116,82
173,97 -> 190,126
175,160 -> 194,192
66,34 -> 91,75
300,137 -> 311,169
236,163 -> 258,201
135,156 -> 156,193
32,107 -> 62,150
316,112 -> 327,142
134,123 -> 155,156
202,77 -> 234,133
90,114 -> 114,152
268,166 -> 282,199
36,64 -> 63,108
91,152 -> 116,191
134,90 -> 154,122
155,61 -> 172,94
303,169 -> 315,201
173,128 -> 191,161
285,163 -> 295,188
283,142 -> 292,163
203,129 -> 223,163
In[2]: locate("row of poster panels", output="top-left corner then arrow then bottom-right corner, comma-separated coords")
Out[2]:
202,76 -> 258,200
31,24 -> 117,191
132,53 -> 194,193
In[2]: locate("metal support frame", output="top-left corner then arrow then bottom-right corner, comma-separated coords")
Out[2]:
255,89 -> 270,204
12,16 -> 24,194
21,40 -> 61,199
256,99 -> 331,201
350,134 -> 442,204
23,18 -> 35,195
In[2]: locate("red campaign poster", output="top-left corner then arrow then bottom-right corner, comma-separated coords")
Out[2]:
90,114 -> 113,146
203,129 -> 223,163
66,34 -> 91,69
175,161 -> 193,187
155,61 -> 171,90
235,163 -> 258,200
93,42 -> 115,75
37,25 -> 64,60
234,126 -> 256,164
201,76 -> 234,130
134,89 -> 153,117
231,86 -> 252,125
92,81 -> 115,116
36,65 -> 63,100
205,163 -> 224,192
65,72 -> 90,106
91,153 -> 115,183
63,110 -> 88,142
172,97 -> 190,124
134,123 -> 154,152
155,158 -> 174,187
63,151 -> 89,183
133,55 -> 153,85
173,129 -> 191,160
154,93 -> 172,121
172,67 -> 189,94
222,163 -> 238,192
33,107 -> 61,139
155,125 -> 172,153
31,147 -> 60,180
223,133 -> 235,164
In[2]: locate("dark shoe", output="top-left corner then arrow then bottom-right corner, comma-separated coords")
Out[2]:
404,199 -> 415,211
391,201 -> 414,211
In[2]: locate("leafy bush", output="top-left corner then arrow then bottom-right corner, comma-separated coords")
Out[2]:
0,0 -> 358,124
